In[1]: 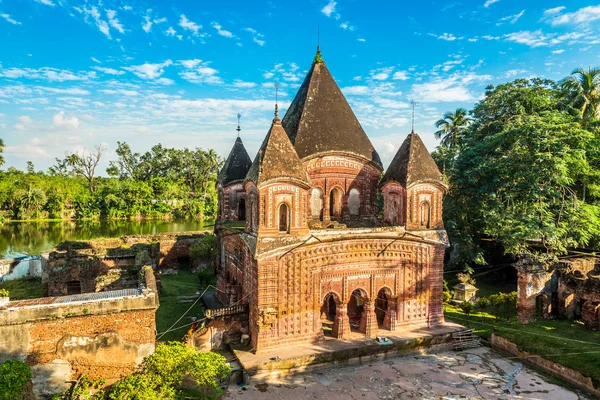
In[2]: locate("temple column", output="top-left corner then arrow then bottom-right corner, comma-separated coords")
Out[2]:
360,301 -> 378,337
383,297 -> 398,331
333,304 -> 350,339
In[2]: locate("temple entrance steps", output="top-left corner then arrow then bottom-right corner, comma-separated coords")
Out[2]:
452,329 -> 481,351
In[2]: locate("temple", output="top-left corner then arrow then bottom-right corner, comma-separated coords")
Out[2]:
215,47 -> 449,352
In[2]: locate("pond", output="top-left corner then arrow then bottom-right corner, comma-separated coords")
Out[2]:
0,219 -> 214,259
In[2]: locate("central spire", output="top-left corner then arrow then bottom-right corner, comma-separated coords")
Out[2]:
273,81 -> 280,123
314,44 -> 323,64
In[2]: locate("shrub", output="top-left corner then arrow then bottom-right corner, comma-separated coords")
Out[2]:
0,359 -> 32,400
52,376 -> 105,400
476,297 -> 490,309
488,292 -> 517,321
189,235 -> 216,264
456,272 -> 476,285
0,289 -> 9,297
443,290 -> 453,303
459,301 -> 474,316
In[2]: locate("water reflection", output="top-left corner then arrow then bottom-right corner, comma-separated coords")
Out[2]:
0,219 -> 214,259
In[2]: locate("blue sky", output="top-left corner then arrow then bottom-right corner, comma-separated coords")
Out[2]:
0,0 -> 599,173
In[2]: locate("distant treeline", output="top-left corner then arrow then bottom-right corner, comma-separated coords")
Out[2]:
0,141 -> 222,222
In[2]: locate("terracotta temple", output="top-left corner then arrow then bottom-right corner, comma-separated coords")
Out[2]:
215,47 -> 449,352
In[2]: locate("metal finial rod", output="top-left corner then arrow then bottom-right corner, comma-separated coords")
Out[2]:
236,113 -> 241,137
318,24 -> 320,52
411,100 -> 416,133
274,81 -> 280,119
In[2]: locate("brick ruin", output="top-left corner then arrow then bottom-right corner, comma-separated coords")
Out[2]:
517,256 -> 600,330
215,48 -> 449,352
43,231 -> 212,296
0,267 -> 158,398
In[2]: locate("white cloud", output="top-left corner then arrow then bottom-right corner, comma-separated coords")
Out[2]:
392,71 -> 409,80
52,111 -> 80,130
99,89 -> 139,96
233,80 -> 257,88
212,22 -> 234,38
75,6 -> 112,38
357,38 -> 366,42
549,5 -> 600,26
499,10 -> 525,24
244,27 -> 265,46
504,69 -> 528,78
33,0 -> 55,5
321,0 -> 336,17
0,66 -> 96,81
411,72 -> 492,102
155,77 -> 175,85
123,60 -> 172,80
340,21 -> 354,30
91,57 -> 101,63
504,30 -> 551,47
342,86 -> 370,95
15,115 -> 32,130
92,66 -> 125,75
106,9 -> 124,34
179,14 -> 201,35
484,0 -> 499,8
178,59 -> 223,85
552,49 -> 565,54
544,6 -> 566,16
142,15 -> 153,33
38,87 -> 90,95
370,67 -> 393,81
165,27 -> 176,36
1,13 -> 21,25
429,32 -> 462,41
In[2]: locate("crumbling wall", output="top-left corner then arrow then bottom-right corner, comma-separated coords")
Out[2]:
0,292 -> 157,399
190,314 -> 249,352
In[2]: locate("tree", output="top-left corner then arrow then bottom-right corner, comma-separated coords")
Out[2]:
107,141 -> 140,179
434,108 -> 472,150
26,161 -> 35,174
0,138 -> 4,168
0,359 -> 32,400
18,186 -> 47,219
67,144 -> 106,193
444,79 -> 600,266
560,67 -> 600,125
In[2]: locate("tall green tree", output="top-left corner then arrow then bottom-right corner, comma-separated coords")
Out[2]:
0,138 -> 4,167
434,107 -> 472,150
18,186 -> 47,219
444,78 -> 600,268
560,67 -> 600,125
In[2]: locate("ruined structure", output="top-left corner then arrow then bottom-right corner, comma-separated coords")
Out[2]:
517,256 -> 600,330
0,267 -> 158,398
216,48 -> 448,352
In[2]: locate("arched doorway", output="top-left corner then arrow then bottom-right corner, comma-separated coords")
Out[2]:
321,292 -> 341,337
278,203 -> 290,233
348,288 -> 368,331
376,287 -> 392,327
420,201 -> 431,228
329,187 -> 343,218
311,188 -> 324,220
238,198 -> 246,220
348,188 -> 360,216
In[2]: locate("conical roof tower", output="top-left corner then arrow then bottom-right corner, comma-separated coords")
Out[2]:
281,47 -> 382,169
218,133 -> 252,186
246,106 -> 310,187
381,132 -> 444,188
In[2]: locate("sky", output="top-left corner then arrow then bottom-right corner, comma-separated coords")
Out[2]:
0,0 -> 599,174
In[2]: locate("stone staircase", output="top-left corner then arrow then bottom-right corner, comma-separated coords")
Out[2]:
452,329 -> 481,351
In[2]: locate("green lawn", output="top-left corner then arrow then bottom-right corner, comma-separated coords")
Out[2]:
156,272 -> 205,342
0,277 -> 44,300
445,304 -> 600,387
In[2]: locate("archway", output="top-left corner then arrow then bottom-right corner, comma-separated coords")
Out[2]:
348,188 -> 360,216
238,198 -> 246,220
321,292 -> 341,337
376,287 -> 393,327
329,187 -> 343,218
278,203 -> 290,233
420,201 -> 431,228
348,288 -> 368,331
391,198 -> 399,225
311,188 -> 324,220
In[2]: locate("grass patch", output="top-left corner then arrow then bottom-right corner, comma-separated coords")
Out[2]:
156,272 -> 205,342
0,277 -> 43,300
445,304 -> 600,386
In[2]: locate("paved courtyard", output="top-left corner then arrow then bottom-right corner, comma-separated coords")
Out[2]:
226,347 -> 589,400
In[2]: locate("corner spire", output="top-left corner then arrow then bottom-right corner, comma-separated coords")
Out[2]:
314,27 -> 324,64
410,100 -> 416,133
236,113 -> 241,137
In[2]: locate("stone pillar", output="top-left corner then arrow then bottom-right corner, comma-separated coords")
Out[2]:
333,304 -> 350,339
360,301 -> 378,337
383,298 -> 398,331
517,268 -> 548,324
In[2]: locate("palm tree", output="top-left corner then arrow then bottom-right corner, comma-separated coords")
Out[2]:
434,108 -> 472,149
18,187 -> 47,219
560,67 -> 600,124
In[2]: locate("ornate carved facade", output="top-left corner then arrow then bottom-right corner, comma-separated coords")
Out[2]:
216,48 -> 449,352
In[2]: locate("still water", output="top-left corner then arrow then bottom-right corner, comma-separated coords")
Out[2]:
0,219 -> 214,259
